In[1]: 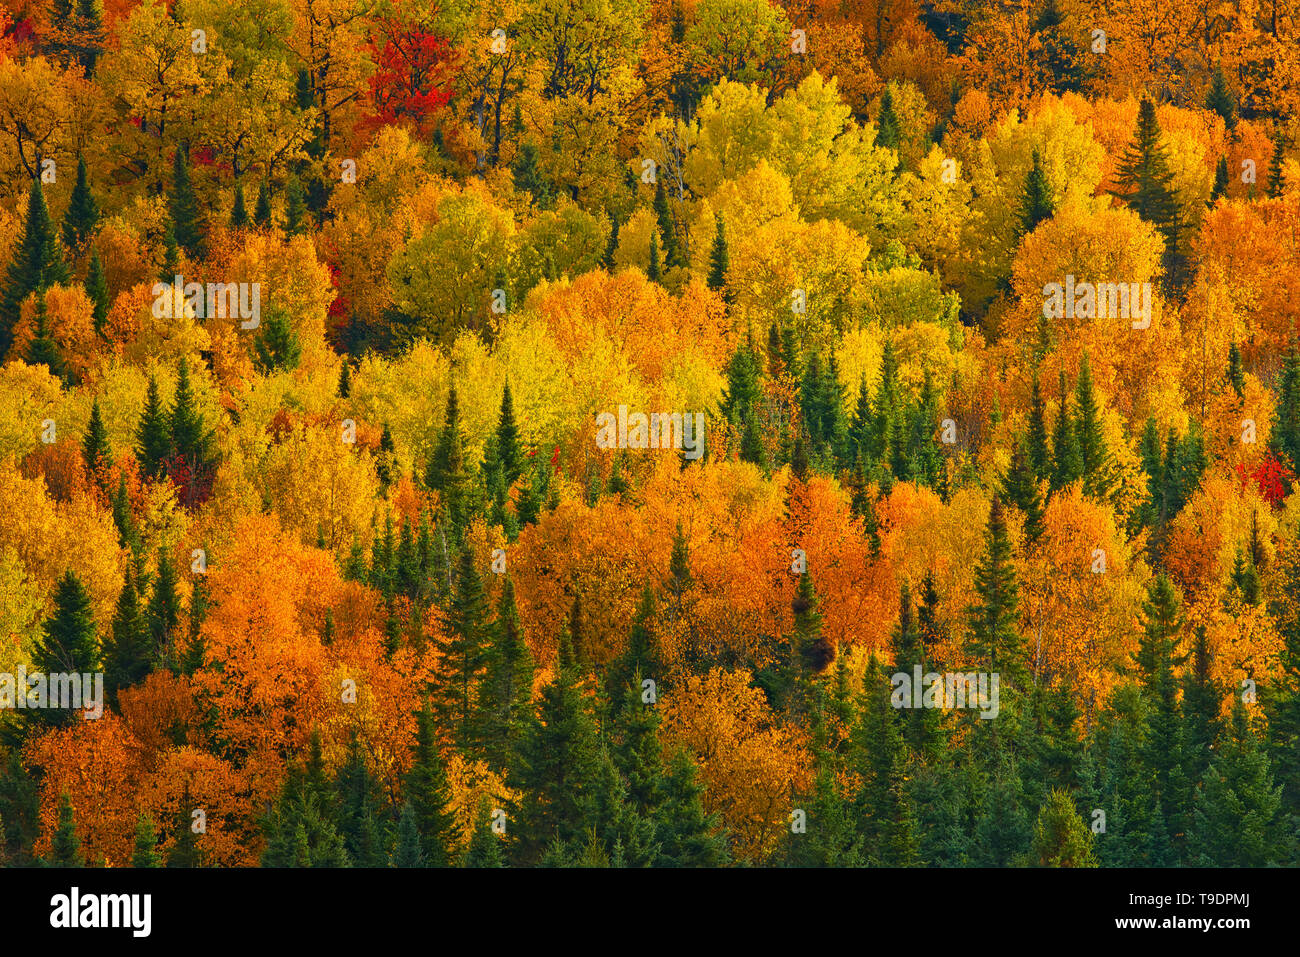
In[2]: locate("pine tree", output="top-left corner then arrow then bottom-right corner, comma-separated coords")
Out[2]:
1001,441 -> 1044,541
253,182 -> 273,228
158,220 -> 179,282
85,249 -> 110,334
335,734 -> 388,867
511,141 -> 553,208
135,374 -> 171,480
653,180 -> 680,268
496,380 -> 522,486
147,547 -> 180,669
284,177 -> 307,236
103,564 -> 151,708
853,657 -> 920,865
230,182 -> 248,228
337,360 -> 351,399
1018,149 -> 1055,237
606,587 -> 662,714
647,230 -> 661,282
1032,788 -> 1098,866
964,497 -> 1026,687
253,307 -> 302,373
476,577 -> 536,773
1190,697 -> 1285,865
1050,371 -> 1081,493
131,813 -> 161,867
0,178 -> 68,358
166,788 -> 201,867
655,747 -> 729,866
61,155 -> 100,252
1033,0 -> 1087,93
401,702 -> 455,867
1114,99 -> 1184,286
1272,338 -> 1300,471
876,84 -> 901,151
168,147 -> 206,259
432,544 -> 491,751
707,215 -> 730,298
391,802 -> 425,867
26,295 -> 68,383
1181,625 -> 1222,793
461,799 -> 507,867
1027,372 -> 1050,480
1205,66 -> 1236,129
507,637 -> 604,864
47,792 -> 84,866
1074,354 -> 1114,501
32,571 -> 99,726
1210,156 -> 1230,205
1267,139 -> 1287,198
170,356 -> 211,473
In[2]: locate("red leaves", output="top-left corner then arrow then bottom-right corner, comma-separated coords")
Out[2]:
361,15 -> 456,137
1235,451 -> 1294,508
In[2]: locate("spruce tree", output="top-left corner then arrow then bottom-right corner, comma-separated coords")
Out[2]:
1267,139 -> 1287,198
1074,354 -> 1114,501
1114,99 -> 1184,286
1271,337 -> 1300,471
167,147 -> 206,259
391,802 -> 425,867
230,183 -> 248,228
964,497 -> 1026,687
1032,789 -> 1098,866
647,230 -> 661,282
166,788 -> 201,867
496,380 -> 523,485
655,747 -> 729,866
284,177 -> 307,236
1050,371 -> 1081,493
876,84 -> 901,151
0,178 -> 68,358
32,571 -> 100,719
47,792 -> 84,866
476,577 -> 536,773
103,564 -> 151,708
432,544 -> 491,751
653,180 -> 680,268
337,360 -> 351,398
1001,441 -> 1044,541
25,295 -> 68,383
131,813 -> 161,867
135,374 -> 171,481
170,356 -> 211,473
707,215 -> 730,298
405,702 -> 456,866
253,307 -> 302,373
147,547 -> 180,669
1018,149 -> 1055,237
335,734 -> 388,867
853,656 -> 920,865
1227,340 -> 1245,398
84,249 -> 109,334
1205,66 -> 1236,129
61,155 -> 100,252
1210,156 -> 1230,205
461,799 -> 507,867
253,182 -> 273,228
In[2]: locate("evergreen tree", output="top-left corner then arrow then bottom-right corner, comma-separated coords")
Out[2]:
1027,372 -> 1051,480
284,177 -> 307,236
1267,139 -> 1287,198
1050,371 -> 1081,493
335,734 -> 388,867
647,230 -> 661,282
1181,625 -> 1222,792
405,702 -> 457,866
47,792 -> 84,866
0,178 -> 68,358
1032,788 -> 1098,866
25,296 -> 68,383
1227,340 -> 1245,398
655,747 -> 729,866
166,787 -> 201,867
431,544 -> 491,751
147,547 -> 180,669
131,813 -> 161,867
103,564 -> 151,708
653,180 -> 680,268
876,84 -> 901,151
158,220 -> 179,282
496,380 -> 523,486
1074,354 -> 1114,501
707,215 -> 730,299
253,306 -> 303,373
230,182 -> 248,228
964,498 -> 1026,687
1190,698 -> 1286,865
85,249 -> 110,334
1114,99 -> 1184,286
853,657 -> 920,865
337,360 -> 351,399
61,155 -> 100,252
606,587 -> 662,714
392,802 -> 425,867
1018,149 -> 1055,236
135,374 -> 171,480
32,571 -> 99,726
1272,338 -> 1300,471
1001,440 -> 1044,541
253,182 -> 273,228
461,799 -> 507,867
170,356 -> 211,474
167,147 -> 206,259
511,142 -> 553,208
1210,156 -> 1230,205
476,577 -> 536,773
1205,66 -> 1236,129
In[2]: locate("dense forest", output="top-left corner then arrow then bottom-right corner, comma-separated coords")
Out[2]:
0,0 -> 1299,868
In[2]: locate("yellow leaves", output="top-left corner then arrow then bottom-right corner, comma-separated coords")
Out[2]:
0,360 -> 64,465
0,466 -> 123,629
660,667 -> 808,863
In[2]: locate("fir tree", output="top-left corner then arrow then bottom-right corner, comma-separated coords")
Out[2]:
1205,66 -> 1236,129
337,360 -> 351,398
647,230 -> 661,282
1228,340 -> 1246,398
392,802 -> 425,867
103,564 -> 151,708
1018,149 -> 1055,236
1074,354 -> 1114,501
85,249 -> 110,334
1210,156 -> 1230,205
1267,139 -> 1287,198
147,548 -> 180,669
1115,99 -> 1184,286
511,141 -> 553,208
135,374 -> 171,480
253,182 -> 273,228
653,180 -> 680,268
1027,372 -> 1051,480
131,813 -> 161,867
476,577 -> 536,773
1050,371 -> 1081,493
170,356 -> 211,473
431,544 -> 491,750
166,787 -> 201,867
253,307 -> 302,373
876,84 -> 901,151
496,380 -> 523,485
406,702 -> 457,866
0,178 -> 68,358
1272,338 -> 1300,471
47,792 -> 84,866
461,799 -> 507,867
1032,788 -> 1098,866
964,498 -> 1026,686
168,147 -> 206,259
853,657 -> 920,865
61,155 -> 100,252
284,177 -> 307,236
32,571 -> 100,724
230,181 -> 248,228
1001,441 -> 1044,541
707,215 -> 730,298
26,296 -> 68,383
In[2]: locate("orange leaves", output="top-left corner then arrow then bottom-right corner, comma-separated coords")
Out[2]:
660,667 -> 808,863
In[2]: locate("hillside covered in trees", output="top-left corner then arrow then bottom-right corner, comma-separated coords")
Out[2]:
2,0 -> 1300,868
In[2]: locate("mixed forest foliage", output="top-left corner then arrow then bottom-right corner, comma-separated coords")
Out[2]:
2,0 -> 1300,867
